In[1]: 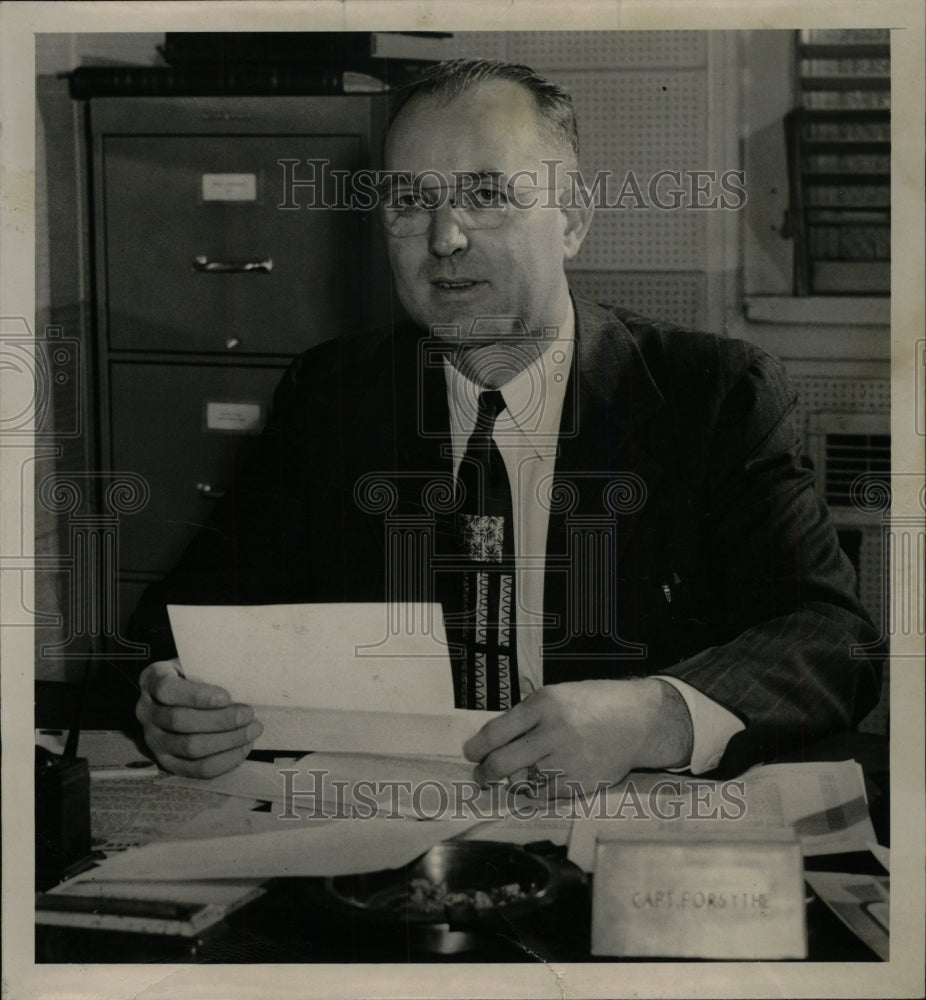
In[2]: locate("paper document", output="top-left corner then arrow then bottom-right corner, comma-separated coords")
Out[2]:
568,760 -> 879,873
90,776 -> 255,853
164,760 -> 299,807
567,771 -> 785,873
244,704 -> 497,757
79,817 -> 483,880
168,603 -> 455,712
167,752 -> 510,821
460,816 -> 573,848
168,603 -> 499,756
743,760 -> 877,856
804,871 -> 889,960
36,729 -> 157,776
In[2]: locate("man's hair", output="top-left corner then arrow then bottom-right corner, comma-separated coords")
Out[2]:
386,58 -> 579,164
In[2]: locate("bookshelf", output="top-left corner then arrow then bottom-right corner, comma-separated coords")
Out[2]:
785,30 -> 891,297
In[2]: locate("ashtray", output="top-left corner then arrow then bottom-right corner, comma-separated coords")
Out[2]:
324,841 -> 560,953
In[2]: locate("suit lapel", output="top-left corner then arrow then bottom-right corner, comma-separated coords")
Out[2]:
390,325 -> 457,563
542,298 -> 668,674
392,326 -> 451,480
549,298 -> 665,556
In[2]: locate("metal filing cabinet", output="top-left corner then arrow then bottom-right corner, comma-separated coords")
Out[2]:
88,95 -> 391,634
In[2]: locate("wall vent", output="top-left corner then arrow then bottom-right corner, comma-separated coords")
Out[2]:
822,431 -> 891,506
806,411 -> 890,517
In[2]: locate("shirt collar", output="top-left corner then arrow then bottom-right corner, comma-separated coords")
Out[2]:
444,302 -> 575,454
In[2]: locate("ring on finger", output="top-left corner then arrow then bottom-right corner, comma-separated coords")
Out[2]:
526,764 -> 550,793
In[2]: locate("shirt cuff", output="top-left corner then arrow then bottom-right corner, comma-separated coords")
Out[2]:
654,676 -> 746,774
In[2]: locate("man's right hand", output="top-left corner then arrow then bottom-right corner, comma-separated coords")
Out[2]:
136,659 -> 262,778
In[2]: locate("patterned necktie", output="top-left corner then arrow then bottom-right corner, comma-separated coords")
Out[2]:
455,390 -> 520,710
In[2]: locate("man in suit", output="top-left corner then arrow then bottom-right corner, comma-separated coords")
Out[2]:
132,59 -> 881,791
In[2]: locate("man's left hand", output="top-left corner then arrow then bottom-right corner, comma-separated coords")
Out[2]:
463,678 -> 694,799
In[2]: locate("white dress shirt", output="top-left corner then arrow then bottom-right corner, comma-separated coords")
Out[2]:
443,303 -> 744,773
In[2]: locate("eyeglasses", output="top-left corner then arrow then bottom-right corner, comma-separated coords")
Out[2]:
379,172 -> 561,237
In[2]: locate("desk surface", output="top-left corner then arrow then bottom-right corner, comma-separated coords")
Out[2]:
36,851 -> 884,964
35,732 -> 890,965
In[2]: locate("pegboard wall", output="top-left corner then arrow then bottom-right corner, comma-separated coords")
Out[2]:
567,271 -> 707,329
791,375 -> 891,435
441,31 -> 510,62
440,33 -> 716,294
509,31 -> 708,69
557,71 -> 709,272
442,31 -> 708,69
857,527 -> 887,633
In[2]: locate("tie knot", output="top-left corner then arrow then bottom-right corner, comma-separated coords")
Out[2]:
474,390 -> 506,433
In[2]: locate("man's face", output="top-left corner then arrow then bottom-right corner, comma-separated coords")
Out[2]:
383,80 -> 588,373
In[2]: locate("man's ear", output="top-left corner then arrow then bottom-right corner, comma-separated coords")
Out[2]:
562,198 -> 594,261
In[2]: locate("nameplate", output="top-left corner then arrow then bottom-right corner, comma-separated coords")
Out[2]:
591,826 -> 806,959
205,401 -> 264,433
201,173 -> 258,202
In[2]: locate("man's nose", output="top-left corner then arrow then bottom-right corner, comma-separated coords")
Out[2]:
427,201 -> 469,257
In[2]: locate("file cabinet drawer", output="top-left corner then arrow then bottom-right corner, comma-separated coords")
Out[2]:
103,134 -> 364,355
109,362 -> 287,575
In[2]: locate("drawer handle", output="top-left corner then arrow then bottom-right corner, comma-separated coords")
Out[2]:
193,255 -> 273,274
196,482 -> 226,500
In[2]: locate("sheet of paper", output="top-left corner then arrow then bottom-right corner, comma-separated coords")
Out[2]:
284,750 -> 510,819
804,871 -> 889,961
164,760 -> 300,806
167,799 -> 337,840
567,771 -> 786,873
36,728 -> 157,775
166,752 -> 509,821
743,760 -> 877,856
568,760 -> 879,873
168,602 -> 455,714
80,817 -> 483,880
90,776 -> 255,853
459,816 -> 573,848
246,704 -> 499,757
868,842 -> 891,872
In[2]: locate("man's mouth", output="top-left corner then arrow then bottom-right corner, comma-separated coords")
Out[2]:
431,279 -> 483,291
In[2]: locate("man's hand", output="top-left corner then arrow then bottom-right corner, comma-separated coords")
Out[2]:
463,678 -> 693,799
136,659 -> 262,778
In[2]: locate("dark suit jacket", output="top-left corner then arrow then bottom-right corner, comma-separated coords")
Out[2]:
129,297 -> 882,775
